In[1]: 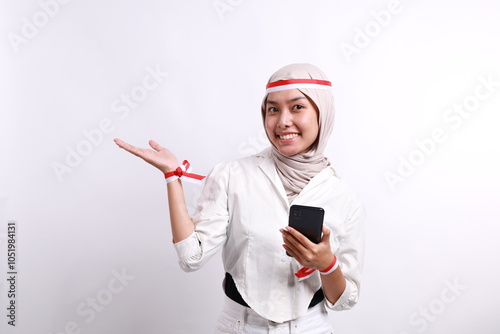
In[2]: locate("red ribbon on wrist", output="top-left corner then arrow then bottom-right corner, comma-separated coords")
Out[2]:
164,160 -> 205,184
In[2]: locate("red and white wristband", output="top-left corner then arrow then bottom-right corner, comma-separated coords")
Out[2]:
294,255 -> 338,281
164,160 -> 205,184
319,255 -> 339,276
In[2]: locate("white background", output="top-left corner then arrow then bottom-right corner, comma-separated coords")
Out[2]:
1,0 -> 500,333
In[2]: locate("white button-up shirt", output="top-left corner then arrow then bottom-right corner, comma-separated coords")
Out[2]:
174,149 -> 365,323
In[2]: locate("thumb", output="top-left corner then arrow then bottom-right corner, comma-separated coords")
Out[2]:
149,139 -> 165,152
321,226 -> 331,242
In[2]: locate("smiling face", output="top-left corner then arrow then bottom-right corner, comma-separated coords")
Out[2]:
264,89 -> 319,157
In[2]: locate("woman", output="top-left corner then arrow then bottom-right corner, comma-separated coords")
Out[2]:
114,63 -> 365,333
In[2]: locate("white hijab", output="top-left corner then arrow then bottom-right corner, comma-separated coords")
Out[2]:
261,63 -> 336,202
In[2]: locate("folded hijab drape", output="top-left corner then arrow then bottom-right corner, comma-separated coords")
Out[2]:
261,63 -> 336,202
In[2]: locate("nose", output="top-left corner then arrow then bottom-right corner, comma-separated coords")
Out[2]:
277,110 -> 292,128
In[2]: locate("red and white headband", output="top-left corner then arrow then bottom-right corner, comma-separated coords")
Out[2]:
266,79 -> 332,94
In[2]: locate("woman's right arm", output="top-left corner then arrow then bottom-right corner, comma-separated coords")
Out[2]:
114,138 -> 194,243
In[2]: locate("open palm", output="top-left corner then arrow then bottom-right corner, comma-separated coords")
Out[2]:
114,138 -> 178,174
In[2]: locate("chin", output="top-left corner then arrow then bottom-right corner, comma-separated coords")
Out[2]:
277,147 -> 301,157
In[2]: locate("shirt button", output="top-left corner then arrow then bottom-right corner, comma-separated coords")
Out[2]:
279,277 -> 286,283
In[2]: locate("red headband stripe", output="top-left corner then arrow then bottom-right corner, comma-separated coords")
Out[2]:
266,79 -> 331,89
266,79 -> 332,93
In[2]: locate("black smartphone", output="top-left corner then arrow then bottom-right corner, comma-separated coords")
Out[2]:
286,205 -> 324,256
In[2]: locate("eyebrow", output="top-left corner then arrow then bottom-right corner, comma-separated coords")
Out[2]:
266,96 -> 307,105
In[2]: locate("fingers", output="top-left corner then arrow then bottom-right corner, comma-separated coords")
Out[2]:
115,138 -> 166,156
114,138 -> 145,158
281,233 -> 302,262
282,226 -> 309,246
280,227 -> 308,257
114,138 -> 126,148
114,138 -> 135,153
282,243 -> 299,259
149,139 -> 165,152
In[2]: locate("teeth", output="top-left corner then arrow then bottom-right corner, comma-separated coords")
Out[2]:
279,133 -> 299,140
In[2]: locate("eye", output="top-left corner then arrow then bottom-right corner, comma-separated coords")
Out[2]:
293,105 -> 304,110
267,107 -> 278,113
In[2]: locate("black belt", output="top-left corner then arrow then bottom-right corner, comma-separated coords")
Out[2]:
224,272 -> 324,309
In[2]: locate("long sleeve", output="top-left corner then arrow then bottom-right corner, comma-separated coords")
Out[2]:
173,162 -> 230,272
325,202 -> 366,310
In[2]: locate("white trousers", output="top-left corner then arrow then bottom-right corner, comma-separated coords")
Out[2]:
214,296 -> 333,334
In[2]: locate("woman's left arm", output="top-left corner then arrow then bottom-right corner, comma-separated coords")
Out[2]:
281,203 -> 365,307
